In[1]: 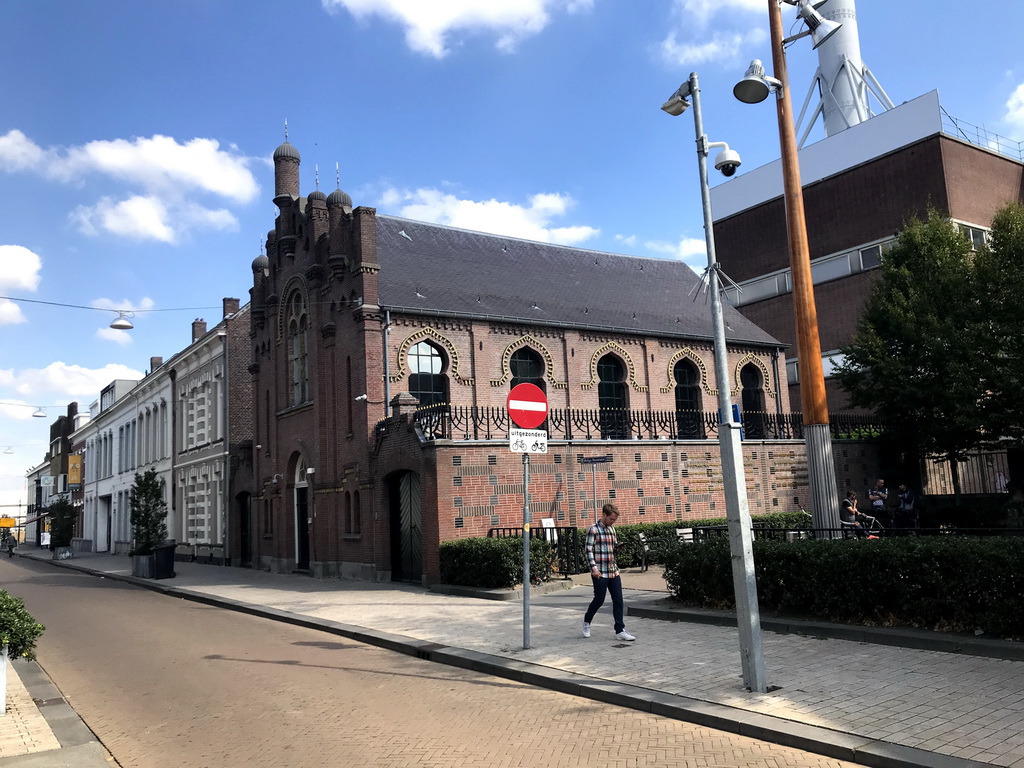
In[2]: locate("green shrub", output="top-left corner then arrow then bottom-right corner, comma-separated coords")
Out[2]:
613,511 -> 810,569
440,537 -> 553,589
663,536 -> 1024,638
0,590 -> 45,661
130,469 -> 169,556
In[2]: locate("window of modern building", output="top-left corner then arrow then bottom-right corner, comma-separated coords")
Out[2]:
408,341 -> 448,407
597,354 -> 629,439
859,244 -> 882,269
287,291 -> 309,406
673,359 -> 704,438
510,347 -> 545,391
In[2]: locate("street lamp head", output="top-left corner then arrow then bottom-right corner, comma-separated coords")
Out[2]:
733,59 -> 781,104
109,311 -> 134,330
797,0 -> 841,49
660,83 -> 691,116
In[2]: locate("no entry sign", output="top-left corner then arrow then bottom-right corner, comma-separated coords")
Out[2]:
506,383 -> 548,429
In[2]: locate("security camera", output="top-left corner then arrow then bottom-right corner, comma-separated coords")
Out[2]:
714,148 -> 742,177
354,394 -> 368,401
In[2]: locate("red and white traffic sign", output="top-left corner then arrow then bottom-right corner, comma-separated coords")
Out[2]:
506,383 -> 548,429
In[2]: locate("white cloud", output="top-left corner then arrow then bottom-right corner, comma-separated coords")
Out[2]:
57,135 -> 259,204
0,246 -> 43,324
659,0 -> 767,67
71,195 -> 175,243
380,186 -> 599,245
3,362 -> 143,400
0,129 -> 47,172
1004,82 -> 1024,137
95,327 -> 133,345
646,236 -> 708,271
0,130 -> 259,243
321,0 -> 591,57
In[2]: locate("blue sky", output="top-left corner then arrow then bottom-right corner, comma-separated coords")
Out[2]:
2,0 -> 1024,511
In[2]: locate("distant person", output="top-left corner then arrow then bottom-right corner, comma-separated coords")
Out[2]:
5,532 -> 16,557
840,491 -> 871,536
582,503 -> 635,641
868,478 -> 889,527
895,483 -> 918,532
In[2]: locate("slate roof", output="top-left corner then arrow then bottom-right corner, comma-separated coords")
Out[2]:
375,215 -> 782,349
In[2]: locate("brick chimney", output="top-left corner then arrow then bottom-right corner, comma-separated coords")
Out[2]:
223,297 -> 240,318
150,356 -> 163,372
192,318 -> 207,342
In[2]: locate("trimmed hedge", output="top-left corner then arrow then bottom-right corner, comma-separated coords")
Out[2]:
663,536 -> 1024,638
613,511 -> 809,569
0,590 -> 45,661
440,537 -> 553,589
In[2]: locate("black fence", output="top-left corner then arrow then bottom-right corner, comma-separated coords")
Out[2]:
414,404 -> 884,442
487,526 -> 587,576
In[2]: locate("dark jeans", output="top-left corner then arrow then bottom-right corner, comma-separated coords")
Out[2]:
585,575 -> 624,633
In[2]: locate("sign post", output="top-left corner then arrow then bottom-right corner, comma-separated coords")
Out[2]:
507,383 -> 549,650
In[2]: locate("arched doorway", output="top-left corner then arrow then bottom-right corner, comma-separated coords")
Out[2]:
597,354 -> 629,439
674,359 -> 704,438
740,363 -> 766,439
387,470 -> 422,583
237,492 -> 252,568
294,458 -> 310,570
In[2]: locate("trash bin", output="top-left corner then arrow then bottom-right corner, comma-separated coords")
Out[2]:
153,542 -> 176,580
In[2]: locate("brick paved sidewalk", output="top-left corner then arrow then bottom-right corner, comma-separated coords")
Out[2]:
1,658 -> 61,760
14,547 -> 1024,767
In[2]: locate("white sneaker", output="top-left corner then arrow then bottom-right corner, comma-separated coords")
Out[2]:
582,622 -> 591,638
615,630 -> 636,641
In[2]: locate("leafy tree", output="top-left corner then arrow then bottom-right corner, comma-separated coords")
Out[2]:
975,202 -> 1024,491
47,497 -> 78,550
130,469 -> 168,556
833,212 -> 987,499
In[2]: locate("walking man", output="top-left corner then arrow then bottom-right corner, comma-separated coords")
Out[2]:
582,503 -> 635,641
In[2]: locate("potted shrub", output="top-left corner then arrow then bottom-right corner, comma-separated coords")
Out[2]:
0,590 -> 45,715
129,469 -> 171,579
47,497 -> 77,560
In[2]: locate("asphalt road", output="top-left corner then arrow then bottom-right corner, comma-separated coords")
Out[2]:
1,557 -> 858,768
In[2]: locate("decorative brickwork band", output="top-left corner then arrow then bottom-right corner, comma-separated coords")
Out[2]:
732,353 -> 775,398
390,327 -> 474,385
488,334 -> 567,389
580,341 -> 647,393
658,347 -> 716,395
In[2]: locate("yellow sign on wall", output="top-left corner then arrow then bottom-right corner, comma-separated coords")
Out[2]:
68,454 -> 83,485
0,517 -> 16,528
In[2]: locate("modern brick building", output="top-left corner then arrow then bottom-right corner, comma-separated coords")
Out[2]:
247,139 -> 884,585
712,91 -> 1024,413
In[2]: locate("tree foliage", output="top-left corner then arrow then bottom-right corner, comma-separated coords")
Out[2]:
47,497 -> 78,550
130,469 -> 168,556
833,208 -> 1024,496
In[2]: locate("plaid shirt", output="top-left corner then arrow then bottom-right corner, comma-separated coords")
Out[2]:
586,521 -> 619,579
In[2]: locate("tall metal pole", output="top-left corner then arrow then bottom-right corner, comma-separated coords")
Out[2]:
768,0 -> 838,532
688,72 -> 767,693
522,452 -> 531,649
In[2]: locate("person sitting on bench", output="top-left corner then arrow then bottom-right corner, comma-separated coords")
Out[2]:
840,491 -> 874,536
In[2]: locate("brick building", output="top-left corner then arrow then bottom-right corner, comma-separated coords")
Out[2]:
248,139 -> 871,585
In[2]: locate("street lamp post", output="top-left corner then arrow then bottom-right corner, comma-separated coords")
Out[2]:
662,72 -> 767,693
734,0 -> 842,532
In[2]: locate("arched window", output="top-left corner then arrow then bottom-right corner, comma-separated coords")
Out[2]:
510,348 -> 545,391
408,341 -> 448,407
674,360 -> 705,438
740,363 -> 766,439
597,354 -> 629,439
287,292 -> 309,406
